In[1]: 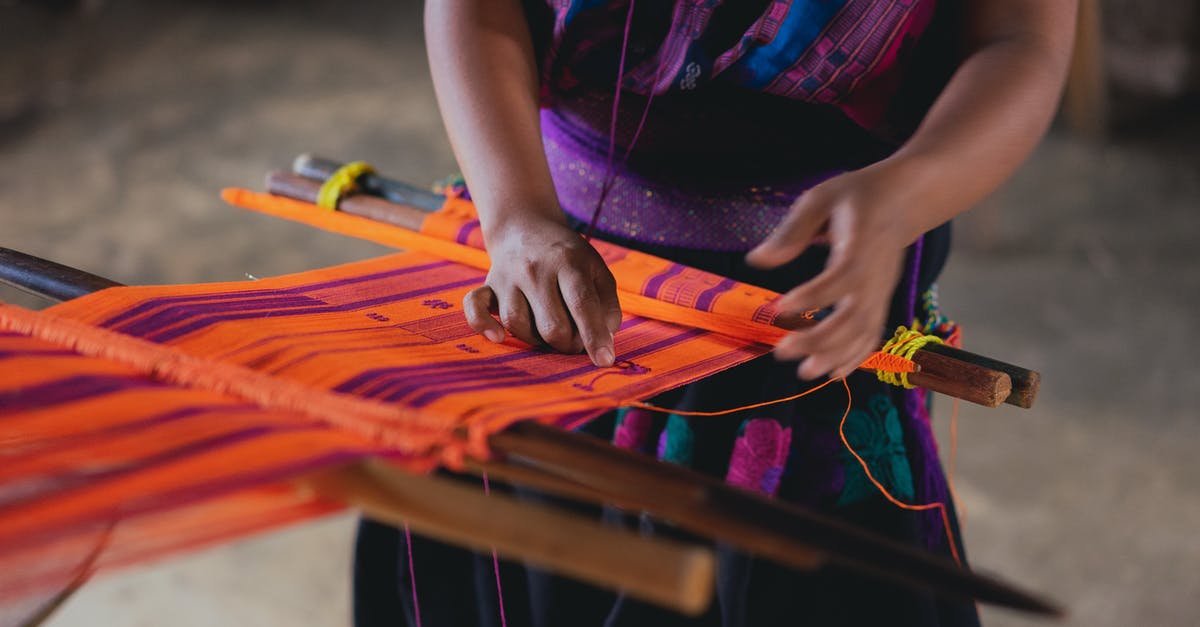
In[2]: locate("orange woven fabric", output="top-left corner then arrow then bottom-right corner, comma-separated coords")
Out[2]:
0,326 -> 364,604
1,244 -> 765,604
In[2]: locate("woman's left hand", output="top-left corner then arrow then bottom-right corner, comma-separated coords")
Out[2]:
746,159 -> 924,381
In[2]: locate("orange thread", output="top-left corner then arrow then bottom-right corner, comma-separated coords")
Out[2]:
858,351 -> 918,375
836,378 -> 961,566
625,377 -> 841,417
627,376 -> 962,565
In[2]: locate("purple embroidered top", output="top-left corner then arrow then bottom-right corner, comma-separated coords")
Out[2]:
526,0 -> 958,250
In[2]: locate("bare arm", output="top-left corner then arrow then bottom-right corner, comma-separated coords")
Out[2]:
426,0 -> 621,367
749,0 -> 1078,380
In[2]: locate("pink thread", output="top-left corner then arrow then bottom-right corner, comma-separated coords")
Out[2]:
482,473 -> 508,627
588,0 -> 669,241
404,525 -> 422,627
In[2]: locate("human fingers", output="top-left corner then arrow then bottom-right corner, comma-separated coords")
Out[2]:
528,280 -> 583,354
791,289 -> 890,380
774,300 -> 868,362
463,285 -> 506,343
498,288 -> 543,348
797,328 -> 880,381
560,270 -> 616,367
746,189 -> 830,269
592,265 -> 623,336
774,248 -> 862,313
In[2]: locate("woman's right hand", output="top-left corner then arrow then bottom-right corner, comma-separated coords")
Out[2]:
464,214 -> 623,368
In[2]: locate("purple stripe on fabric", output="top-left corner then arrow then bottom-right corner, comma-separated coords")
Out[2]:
0,375 -> 159,413
641,264 -> 686,299
110,295 -> 327,335
99,260 -> 454,329
22,405 -> 259,450
331,317 -> 651,396
0,448 -> 375,552
405,328 -> 707,407
455,220 -> 481,245
486,342 -> 765,422
0,348 -> 79,359
693,277 -> 738,312
0,422 -> 335,512
338,320 -> 669,402
131,276 -> 483,344
263,339 -> 436,376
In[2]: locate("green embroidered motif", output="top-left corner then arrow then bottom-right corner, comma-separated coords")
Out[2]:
837,394 -> 915,507
658,414 -> 695,466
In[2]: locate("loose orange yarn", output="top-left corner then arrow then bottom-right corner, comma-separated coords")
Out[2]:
626,378 -> 841,417
627,376 -> 961,565
836,378 -> 962,566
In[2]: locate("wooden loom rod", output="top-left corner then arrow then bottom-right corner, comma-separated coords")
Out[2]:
0,248 -> 122,302
492,422 -> 1062,617
294,153 -> 447,211
303,460 -> 714,615
0,248 -> 1062,616
0,251 -> 716,616
268,169 -> 1018,409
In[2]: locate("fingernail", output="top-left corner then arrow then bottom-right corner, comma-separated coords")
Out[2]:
595,346 -> 615,368
484,329 -> 505,343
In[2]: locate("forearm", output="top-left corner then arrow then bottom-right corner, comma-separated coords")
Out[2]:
424,0 -> 562,238
885,0 -> 1078,243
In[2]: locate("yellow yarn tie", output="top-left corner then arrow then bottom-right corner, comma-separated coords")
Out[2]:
316,161 -> 376,211
876,324 -> 944,389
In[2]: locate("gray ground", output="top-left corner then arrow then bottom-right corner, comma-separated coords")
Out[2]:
2,2 -> 1197,626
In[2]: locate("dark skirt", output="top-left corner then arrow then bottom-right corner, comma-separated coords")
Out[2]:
353,225 -> 978,627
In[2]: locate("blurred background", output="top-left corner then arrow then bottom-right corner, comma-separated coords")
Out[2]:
1,0 -> 1197,625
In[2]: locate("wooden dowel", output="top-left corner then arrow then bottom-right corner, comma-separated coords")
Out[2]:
302,459 -> 715,615
908,350 -> 1012,408
266,171 -> 1022,408
920,343 -> 1040,409
292,154 -> 446,211
265,171 -> 429,231
0,248 -> 122,302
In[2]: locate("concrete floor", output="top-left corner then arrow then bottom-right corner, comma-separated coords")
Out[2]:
2,1 -> 1198,625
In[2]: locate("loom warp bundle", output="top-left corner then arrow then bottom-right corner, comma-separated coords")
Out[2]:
0,156 -> 1058,624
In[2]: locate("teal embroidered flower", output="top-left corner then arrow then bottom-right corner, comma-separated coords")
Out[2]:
836,394 -> 915,507
657,414 -> 694,467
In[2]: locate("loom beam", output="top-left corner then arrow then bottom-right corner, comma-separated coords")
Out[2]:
0,248 -> 1062,618
273,164 -> 1039,409
0,248 -> 121,302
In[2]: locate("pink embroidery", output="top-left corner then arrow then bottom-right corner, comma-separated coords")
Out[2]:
726,418 -> 793,496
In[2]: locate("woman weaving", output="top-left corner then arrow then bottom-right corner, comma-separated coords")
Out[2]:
356,1 -> 1075,625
